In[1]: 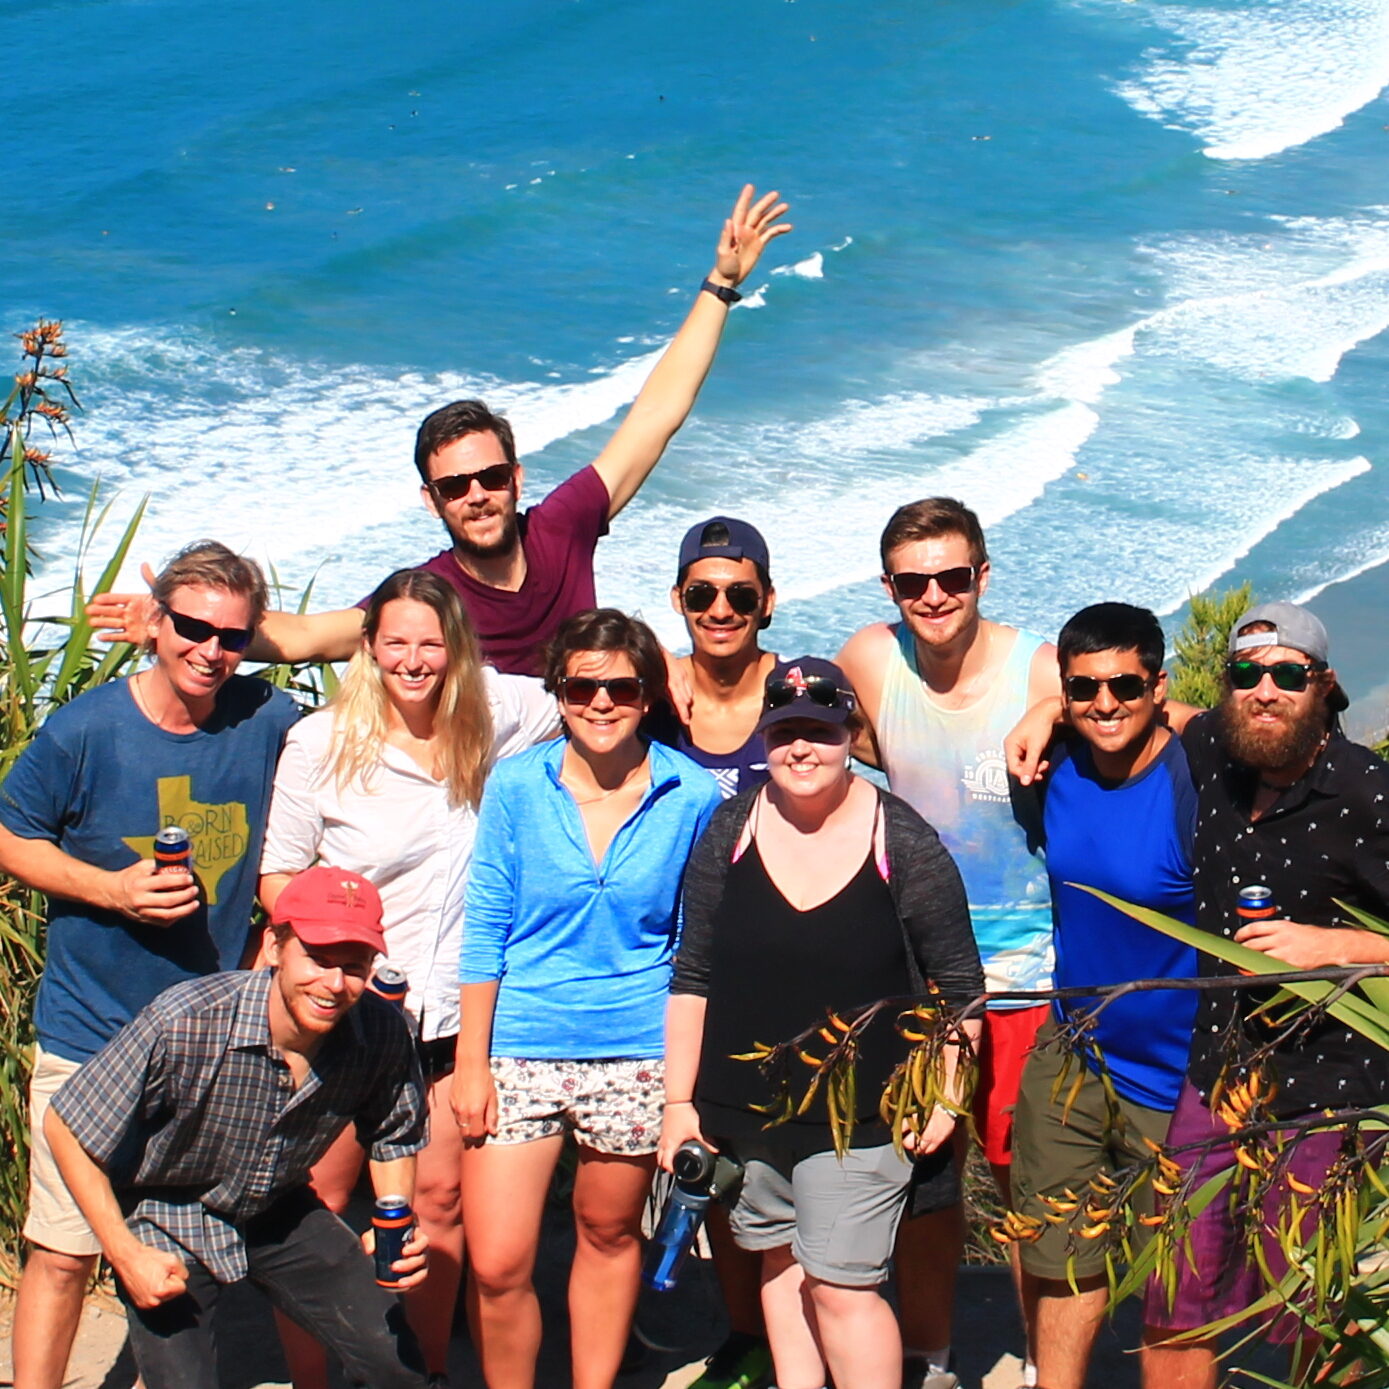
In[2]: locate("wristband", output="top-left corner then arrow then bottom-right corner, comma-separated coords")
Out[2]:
700,278 -> 742,305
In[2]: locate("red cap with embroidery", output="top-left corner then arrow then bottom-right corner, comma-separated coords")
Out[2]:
270,866 -> 386,953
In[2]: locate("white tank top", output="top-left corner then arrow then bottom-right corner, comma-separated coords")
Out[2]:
876,623 -> 1054,1002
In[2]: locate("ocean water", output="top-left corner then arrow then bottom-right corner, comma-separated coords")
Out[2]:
12,0 -> 1389,694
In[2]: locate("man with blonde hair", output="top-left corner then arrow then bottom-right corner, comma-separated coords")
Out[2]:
0,540 -> 299,1389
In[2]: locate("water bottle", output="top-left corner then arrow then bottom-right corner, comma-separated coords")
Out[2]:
642,1140 -> 716,1293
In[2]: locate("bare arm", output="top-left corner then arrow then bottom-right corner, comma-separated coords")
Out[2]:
0,822 -> 198,926
362,1154 -> 428,1290
836,623 -> 894,770
593,185 -> 791,520
1233,920 -> 1389,968
253,607 -> 365,665
88,582 -> 364,664
657,993 -> 711,1169
907,1016 -> 983,1155
44,1107 -> 189,1309
450,980 -> 501,1140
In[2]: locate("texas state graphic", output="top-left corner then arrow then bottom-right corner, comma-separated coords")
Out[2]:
122,775 -> 249,906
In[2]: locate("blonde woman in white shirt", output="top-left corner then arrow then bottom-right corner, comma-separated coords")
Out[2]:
260,568 -> 557,1388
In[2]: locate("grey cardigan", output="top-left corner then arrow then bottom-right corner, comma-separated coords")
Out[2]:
672,785 -> 984,1004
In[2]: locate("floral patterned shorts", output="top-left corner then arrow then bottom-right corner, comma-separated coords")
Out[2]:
489,1056 -> 664,1155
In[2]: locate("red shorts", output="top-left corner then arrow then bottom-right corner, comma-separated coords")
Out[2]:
971,1004 -> 1048,1166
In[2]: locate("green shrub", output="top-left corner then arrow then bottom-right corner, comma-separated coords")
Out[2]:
1167,582 -> 1254,709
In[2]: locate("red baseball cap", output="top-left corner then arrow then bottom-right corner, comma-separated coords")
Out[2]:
270,867 -> 386,953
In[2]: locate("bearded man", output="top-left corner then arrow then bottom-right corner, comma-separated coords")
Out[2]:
1140,602 -> 1389,1389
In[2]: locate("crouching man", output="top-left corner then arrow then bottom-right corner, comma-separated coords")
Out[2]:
44,867 -> 431,1389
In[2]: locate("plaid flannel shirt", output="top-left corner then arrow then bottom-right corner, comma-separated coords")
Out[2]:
51,969 -> 425,1282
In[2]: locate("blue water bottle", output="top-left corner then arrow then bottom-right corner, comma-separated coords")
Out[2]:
643,1140 -> 715,1293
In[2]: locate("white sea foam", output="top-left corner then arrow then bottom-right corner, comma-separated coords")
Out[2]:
1099,0 -> 1389,160
1291,525 -> 1389,603
1149,456 -> 1372,609
1138,211 -> 1389,382
773,252 -> 825,279
31,324 -> 670,602
1031,326 -> 1137,404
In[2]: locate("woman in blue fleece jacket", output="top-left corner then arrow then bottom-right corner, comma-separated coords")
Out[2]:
452,609 -> 720,1389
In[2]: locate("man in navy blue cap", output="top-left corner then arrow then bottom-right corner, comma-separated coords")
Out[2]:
643,515 -> 779,1389
649,516 -> 780,801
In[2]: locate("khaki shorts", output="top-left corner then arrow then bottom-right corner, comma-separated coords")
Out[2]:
1011,1023 -> 1171,1280
24,1045 -> 102,1257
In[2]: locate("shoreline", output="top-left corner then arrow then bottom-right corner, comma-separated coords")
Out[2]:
1304,559 -> 1389,744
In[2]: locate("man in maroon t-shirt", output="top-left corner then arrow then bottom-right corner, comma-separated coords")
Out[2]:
91,186 -> 790,677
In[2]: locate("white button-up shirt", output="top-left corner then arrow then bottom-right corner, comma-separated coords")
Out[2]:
260,670 -> 558,1040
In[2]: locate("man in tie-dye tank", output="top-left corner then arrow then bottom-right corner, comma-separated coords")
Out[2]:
838,497 -> 1057,1389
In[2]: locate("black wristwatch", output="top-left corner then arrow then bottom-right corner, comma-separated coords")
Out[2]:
700,278 -> 742,305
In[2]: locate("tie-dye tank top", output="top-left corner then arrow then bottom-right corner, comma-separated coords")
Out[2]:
875,623 -> 1054,1005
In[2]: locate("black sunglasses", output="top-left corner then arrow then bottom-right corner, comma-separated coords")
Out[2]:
1063,673 -> 1154,703
884,566 -> 977,601
559,675 -> 645,706
765,676 -> 856,712
1227,659 -> 1323,693
163,606 -> 254,653
680,581 -> 763,616
429,462 -> 516,502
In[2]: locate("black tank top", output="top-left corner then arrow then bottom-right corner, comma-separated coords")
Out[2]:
696,832 -> 910,1152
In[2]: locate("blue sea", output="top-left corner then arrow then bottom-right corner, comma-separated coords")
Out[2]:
13,0 -> 1389,715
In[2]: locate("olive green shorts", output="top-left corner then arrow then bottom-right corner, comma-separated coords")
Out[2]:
1010,1023 -> 1173,1280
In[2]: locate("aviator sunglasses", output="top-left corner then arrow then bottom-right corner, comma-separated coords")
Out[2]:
163,606 -> 255,653
680,581 -> 763,616
764,676 -> 857,713
884,566 -> 977,601
1227,659 -> 1323,693
428,462 -> 517,502
1063,673 -> 1154,703
558,675 -> 646,706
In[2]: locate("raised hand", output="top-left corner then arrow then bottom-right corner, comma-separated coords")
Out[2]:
713,184 -> 792,288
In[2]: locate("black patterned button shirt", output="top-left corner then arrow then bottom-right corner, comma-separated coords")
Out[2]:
51,969 -> 426,1282
1183,712 -> 1389,1117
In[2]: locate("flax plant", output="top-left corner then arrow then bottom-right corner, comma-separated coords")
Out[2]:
1006,893 -> 1389,1386
0,321 -> 333,1281
745,893 -> 1389,1378
0,320 -> 149,1280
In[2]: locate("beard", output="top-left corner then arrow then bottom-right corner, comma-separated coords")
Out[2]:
1219,691 -> 1327,772
447,504 -> 520,561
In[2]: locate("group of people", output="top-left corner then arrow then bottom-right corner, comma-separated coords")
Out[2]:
3,178 -> 1387,1389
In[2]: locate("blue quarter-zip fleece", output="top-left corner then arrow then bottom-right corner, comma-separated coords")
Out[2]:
461,739 -> 721,1058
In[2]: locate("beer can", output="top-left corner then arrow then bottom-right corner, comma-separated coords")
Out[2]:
369,964 -> 408,1009
373,1195 -> 414,1289
153,826 -> 192,875
1236,885 -> 1277,921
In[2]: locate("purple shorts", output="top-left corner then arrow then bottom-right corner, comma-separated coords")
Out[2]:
1143,1082 -> 1343,1343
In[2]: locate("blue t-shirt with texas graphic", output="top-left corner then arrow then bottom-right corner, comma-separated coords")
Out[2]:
0,676 -> 298,1060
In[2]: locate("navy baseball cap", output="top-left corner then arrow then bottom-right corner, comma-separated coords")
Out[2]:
755,657 -> 858,734
676,516 -> 771,578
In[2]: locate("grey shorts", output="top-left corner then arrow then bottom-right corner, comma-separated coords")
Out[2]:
726,1137 -> 914,1287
